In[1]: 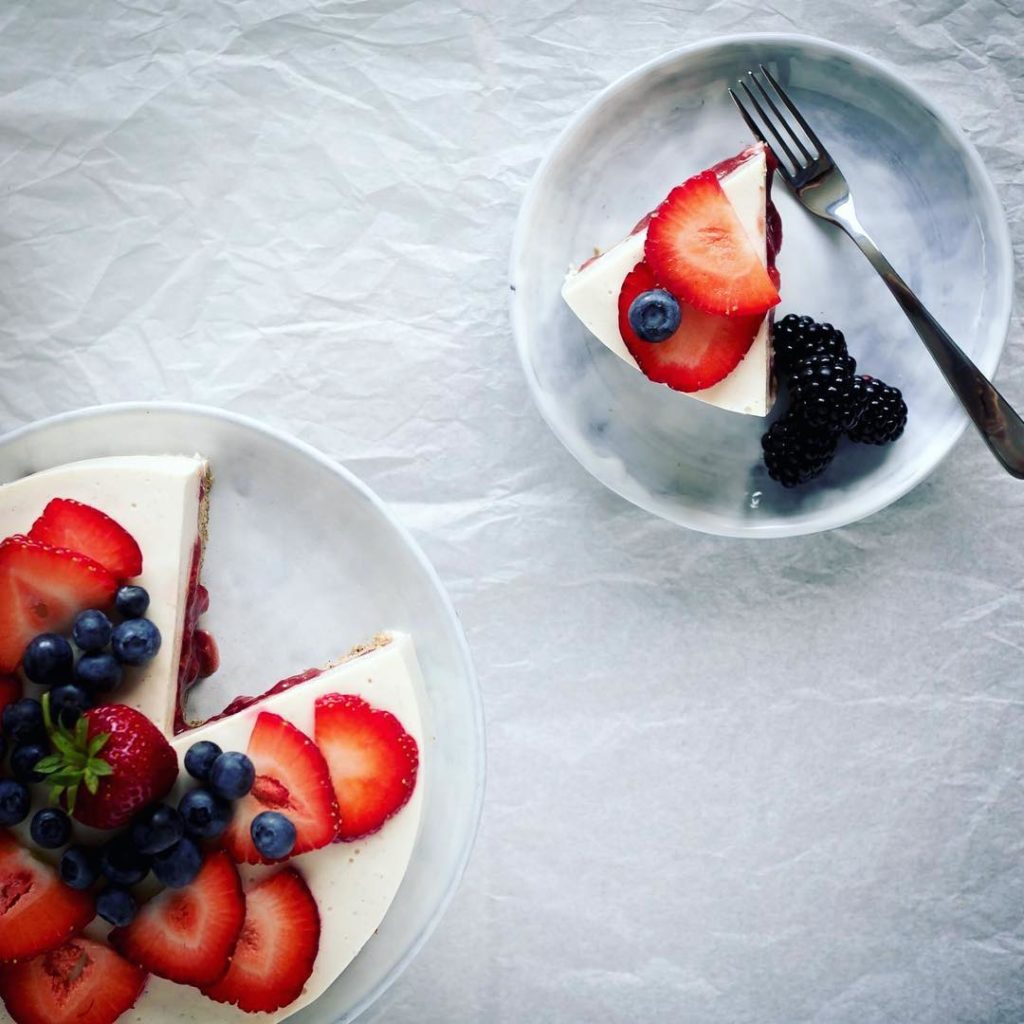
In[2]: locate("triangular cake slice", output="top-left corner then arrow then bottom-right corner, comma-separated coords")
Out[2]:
562,142 -> 782,416
126,633 -> 425,1023
0,455 -> 210,736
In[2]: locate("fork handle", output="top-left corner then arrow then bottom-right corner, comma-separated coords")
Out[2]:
830,201 -> 1024,478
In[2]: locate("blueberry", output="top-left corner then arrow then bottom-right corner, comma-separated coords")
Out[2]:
209,751 -> 255,800
11,742 -> 48,784
179,788 -> 232,839
2,698 -> 45,743
30,807 -> 72,849
49,683 -> 92,726
60,845 -> 100,890
184,741 -> 222,782
22,633 -> 74,686
111,618 -> 161,666
115,585 -> 150,619
74,652 -> 123,694
0,780 -> 30,826
130,804 -> 185,856
97,885 -> 137,927
627,288 -> 682,343
71,610 -> 112,652
251,811 -> 296,860
152,837 -> 202,889
99,836 -> 150,886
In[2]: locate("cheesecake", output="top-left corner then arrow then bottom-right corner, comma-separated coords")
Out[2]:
562,142 -> 783,416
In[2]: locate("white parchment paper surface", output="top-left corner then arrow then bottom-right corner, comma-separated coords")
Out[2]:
0,1 -> 1023,1022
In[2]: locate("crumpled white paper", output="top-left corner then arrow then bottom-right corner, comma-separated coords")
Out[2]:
1,1 -> 1023,1022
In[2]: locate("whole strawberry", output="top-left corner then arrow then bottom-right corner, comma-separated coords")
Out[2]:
37,698 -> 178,829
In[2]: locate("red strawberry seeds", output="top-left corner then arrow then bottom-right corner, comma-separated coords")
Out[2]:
315,693 -> 419,841
45,705 -> 179,830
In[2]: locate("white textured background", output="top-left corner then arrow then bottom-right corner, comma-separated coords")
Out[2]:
1,1 -> 1023,1022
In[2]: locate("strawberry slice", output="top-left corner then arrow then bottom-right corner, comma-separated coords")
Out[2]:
0,674 -> 21,719
0,936 -> 146,1024
644,170 -> 779,317
29,499 -> 142,581
0,830 -> 94,962
0,537 -> 118,673
202,868 -> 320,1013
222,712 -> 339,864
315,694 -> 419,841
618,261 -> 763,392
110,850 -> 244,987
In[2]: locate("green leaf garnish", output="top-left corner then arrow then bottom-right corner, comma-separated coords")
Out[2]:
38,693 -> 112,816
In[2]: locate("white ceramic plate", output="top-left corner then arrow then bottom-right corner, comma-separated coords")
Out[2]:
511,34 -> 1013,538
0,403 -> 485,1024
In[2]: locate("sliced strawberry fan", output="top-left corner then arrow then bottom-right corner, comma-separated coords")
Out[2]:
0,536 -> 118,672
111,851 -> 245,987
0,830 -> 95,962
644,169 -> 779,317
315,693 -> 419,841
618,262 -> 763,393
29,498 -> 142,581
222,711 -> 339,864
202,868 -> 320,1013
0,936 -> 146,1024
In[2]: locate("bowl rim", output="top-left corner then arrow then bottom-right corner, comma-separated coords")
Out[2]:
509,32 -> 1014,539
0,400 -> 487,1024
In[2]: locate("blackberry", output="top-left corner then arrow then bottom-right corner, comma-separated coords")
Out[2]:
789,350 -> 860,430
848,376 -> 907,444
762,411 -> 840,488
774,314 -> 849,376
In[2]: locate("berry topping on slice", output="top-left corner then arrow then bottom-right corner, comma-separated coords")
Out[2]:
0,830 -> 94,961
29,808 -> 71,850
22,633 -> 73,686
0,936 -> 146,1024
201,868 -> 320,1013
222,713 -> 339,864
644,170 -> 779,317
29,499 -> 143,581
627,288 -> 681,342
0,537 -> 118,673
110,850 -> 245,987
0,780 -> 30,827
618,262 -> 762,393
184,740 -> 222,782
37,702 -> 178,830
315,693 -> 419,841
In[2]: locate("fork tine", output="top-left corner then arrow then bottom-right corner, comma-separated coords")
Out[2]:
727,87 -> 767,146
757,64 -> 826,157
736,80 -> 802,174
746,72 -> 815,164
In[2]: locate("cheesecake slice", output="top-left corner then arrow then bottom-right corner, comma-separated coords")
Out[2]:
123,632 -> 425,1024
562,142 -> 782,416
0,455 -> 210,736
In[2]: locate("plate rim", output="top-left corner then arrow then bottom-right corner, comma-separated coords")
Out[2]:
0,399 -> 487,1024
509,31 -> 1014,539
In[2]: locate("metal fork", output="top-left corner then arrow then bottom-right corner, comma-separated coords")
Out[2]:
730,65 -> 1024,478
